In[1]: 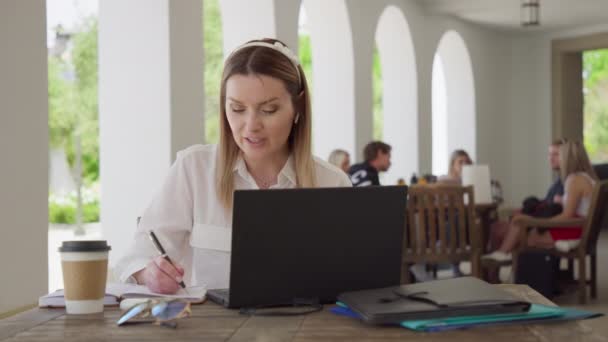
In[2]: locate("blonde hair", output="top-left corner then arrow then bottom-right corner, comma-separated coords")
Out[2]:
448,149 -> 472,178
559,140 -> 598,182
216,38 -> 316,208
328,149 -> 349,169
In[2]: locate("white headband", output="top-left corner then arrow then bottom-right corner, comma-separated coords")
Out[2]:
227,41 -> 302,87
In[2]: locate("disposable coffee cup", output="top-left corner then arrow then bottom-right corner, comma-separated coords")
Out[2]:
59,240 -> 111,314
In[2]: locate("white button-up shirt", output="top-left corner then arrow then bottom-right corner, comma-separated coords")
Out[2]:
114,144 -> 352,289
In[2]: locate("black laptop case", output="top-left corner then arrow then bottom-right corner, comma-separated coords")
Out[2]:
337,277 -> 531,325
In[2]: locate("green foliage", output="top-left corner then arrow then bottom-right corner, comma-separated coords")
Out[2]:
583,49 -> 608,89
372,47 -> 383,140
49,201 -> 100,224
48,17 -> 99,184
48,183 -> 100,224
48,57 -> 76,149
203,0 -> 223,144
583,49 -> 608,163
299,34 -> 313,92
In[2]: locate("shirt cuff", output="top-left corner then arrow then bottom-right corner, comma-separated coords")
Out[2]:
116,258 -> 149,283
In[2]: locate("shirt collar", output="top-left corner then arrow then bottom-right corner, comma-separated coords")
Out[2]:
233,154 -> 297,186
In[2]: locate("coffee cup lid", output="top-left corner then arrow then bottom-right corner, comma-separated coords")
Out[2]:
59,240 -> 111,252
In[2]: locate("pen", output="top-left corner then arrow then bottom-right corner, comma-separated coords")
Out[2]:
148,230 -> 187,289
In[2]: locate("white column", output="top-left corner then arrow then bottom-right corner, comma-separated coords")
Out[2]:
273,0 -> 300,52
304,0 -> 356,161
99,0 -> 203,267
377,6 -> 419,184
0,0 -> 48,314
347,1 -> 375,163
219,0 -> 276,56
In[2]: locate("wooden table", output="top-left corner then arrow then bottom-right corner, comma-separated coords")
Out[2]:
1,285 -> 604,342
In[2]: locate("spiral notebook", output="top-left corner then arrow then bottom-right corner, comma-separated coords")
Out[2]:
38,283 -> 206,308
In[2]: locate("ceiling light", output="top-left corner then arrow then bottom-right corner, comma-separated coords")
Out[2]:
521,0 -> 540,26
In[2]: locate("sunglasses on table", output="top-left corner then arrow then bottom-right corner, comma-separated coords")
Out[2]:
117,299 -> 191,328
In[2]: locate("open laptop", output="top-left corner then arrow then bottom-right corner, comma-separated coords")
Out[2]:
207,186 -> 407,309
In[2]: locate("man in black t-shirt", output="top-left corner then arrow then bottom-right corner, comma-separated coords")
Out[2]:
348,141 -> 392,186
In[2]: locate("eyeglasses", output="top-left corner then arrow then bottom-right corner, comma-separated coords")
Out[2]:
117,299 -> 191,328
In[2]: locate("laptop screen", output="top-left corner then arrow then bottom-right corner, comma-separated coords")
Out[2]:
227,186 -> 407,308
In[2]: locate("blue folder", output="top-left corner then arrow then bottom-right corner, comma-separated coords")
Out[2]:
331,302 -> 602,332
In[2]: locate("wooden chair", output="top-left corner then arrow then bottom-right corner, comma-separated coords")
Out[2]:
513,180 -> 608,304
401,185 -> 482,283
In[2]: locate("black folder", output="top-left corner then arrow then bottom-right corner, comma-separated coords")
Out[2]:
337,277 -> 531,325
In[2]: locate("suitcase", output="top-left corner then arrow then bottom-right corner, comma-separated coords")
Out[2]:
515,250 -> 560,299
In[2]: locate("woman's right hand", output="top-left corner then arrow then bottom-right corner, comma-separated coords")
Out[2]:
133,255 -> 185,294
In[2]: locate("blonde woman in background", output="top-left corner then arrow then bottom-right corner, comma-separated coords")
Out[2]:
437,149 -> 473,185
328,149 -> 350,173
484,140 -> 598,261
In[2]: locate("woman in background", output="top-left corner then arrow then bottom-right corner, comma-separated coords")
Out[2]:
484,140 -> 598,261
437,149 -> 473,185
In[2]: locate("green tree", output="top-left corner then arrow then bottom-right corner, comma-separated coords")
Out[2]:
583,49 -> 608,162
72,17 -> 99,183
299,33 -> 313,91
203,0 -> 223,144
372,47 -> 383,140
48,56 -> 77,151
48,18 -> 99,184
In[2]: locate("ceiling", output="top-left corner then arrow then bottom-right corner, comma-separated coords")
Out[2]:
415,0 -> 608,33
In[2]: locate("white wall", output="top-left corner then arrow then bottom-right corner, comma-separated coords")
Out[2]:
0,0 -> 49,314
505,24 -> 608,206
99,0 -> 204,267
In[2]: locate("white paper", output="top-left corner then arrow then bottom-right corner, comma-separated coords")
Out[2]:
462,164 -> 493,204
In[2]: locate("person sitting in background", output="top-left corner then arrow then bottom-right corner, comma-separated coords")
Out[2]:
483,140 -> 598,261
545,138 -> 566,203
348,141 -> 391,186
328,149 -> 350,173
488,139 -> 566,251
437,149 -> 473,185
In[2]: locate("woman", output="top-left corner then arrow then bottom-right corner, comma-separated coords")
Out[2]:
437,150 -> 473,185
115,38 -> 351,294
328,149 -> 350,173
483,141 -> 598,261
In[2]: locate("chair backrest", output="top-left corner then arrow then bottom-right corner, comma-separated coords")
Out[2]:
403,185 -> 481,262
581,180 -> 608,254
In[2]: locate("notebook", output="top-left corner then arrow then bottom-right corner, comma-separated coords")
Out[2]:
38,283 -> 207,308
337,277 -> 530,325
